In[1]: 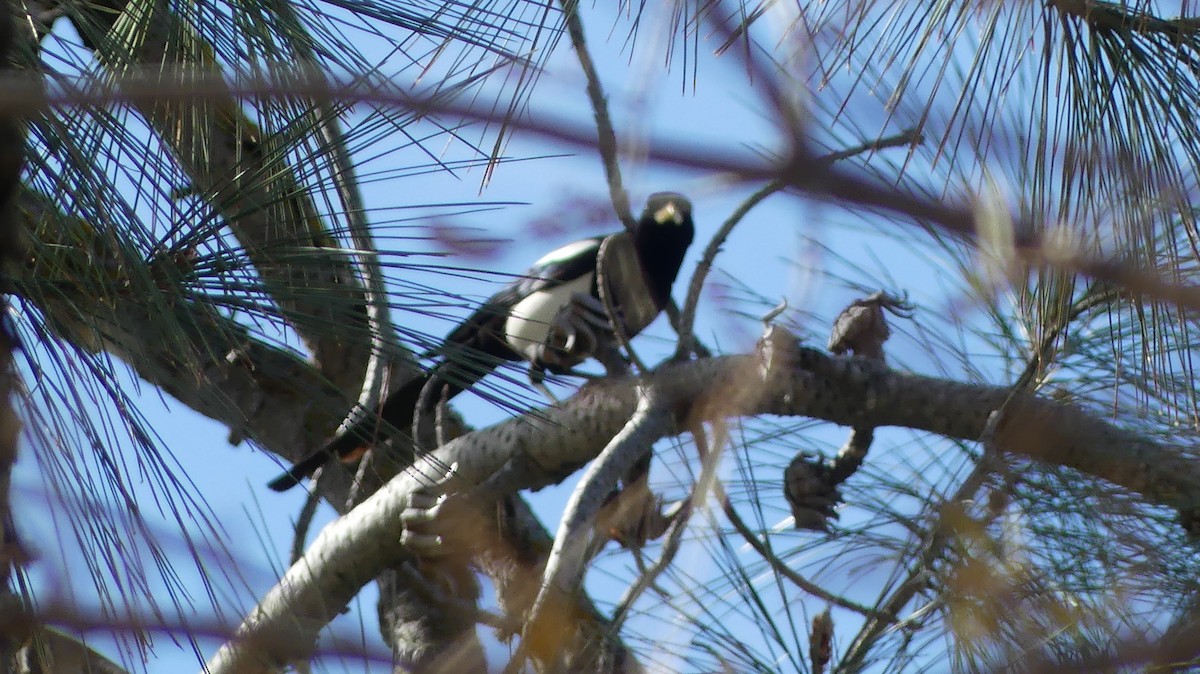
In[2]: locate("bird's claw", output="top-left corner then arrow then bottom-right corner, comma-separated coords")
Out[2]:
570,292 -> 618,329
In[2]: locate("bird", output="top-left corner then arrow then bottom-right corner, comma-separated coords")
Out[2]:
267,193 -> 695,492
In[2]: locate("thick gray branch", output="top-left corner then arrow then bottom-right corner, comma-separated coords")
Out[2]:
206,339 -> 1199,672
520,385 -> 670,669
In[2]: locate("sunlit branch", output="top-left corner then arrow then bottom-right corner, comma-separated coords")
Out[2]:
207,330 -> 1200,672
516,384 -> 671,672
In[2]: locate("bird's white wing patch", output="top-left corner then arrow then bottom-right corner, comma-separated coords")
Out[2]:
505,273 -> 595,362
530,238 -> 601,269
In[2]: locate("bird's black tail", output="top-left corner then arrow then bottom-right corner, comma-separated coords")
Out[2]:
266,355 -> 500,492
267,373 -> 428,492
266,447 -> 336,492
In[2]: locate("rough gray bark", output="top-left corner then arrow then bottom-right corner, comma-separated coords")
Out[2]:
207,329 -> 1200,672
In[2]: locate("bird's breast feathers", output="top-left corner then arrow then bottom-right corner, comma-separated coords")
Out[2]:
504,272 -> 595,362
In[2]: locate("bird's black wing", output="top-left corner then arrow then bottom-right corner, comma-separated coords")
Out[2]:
267,235 -> 607,492
435,235 -> 606,361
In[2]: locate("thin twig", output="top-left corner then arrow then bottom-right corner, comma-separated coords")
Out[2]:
837,456 -> 994,673
559,0 -> 634,230
676,179 -> 784,357
837,351 -> 1045,672
676,129 -> 922,357
714,478 -> 886,619
290,488 -> 322,566
698,405 -> 868,619
608,423 -> 724,632
843,298 -> 1109,663
819,129 -> 923,164
608,500 -> 690,633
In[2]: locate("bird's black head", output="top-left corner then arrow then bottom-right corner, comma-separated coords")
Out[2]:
634,192 -> 695,307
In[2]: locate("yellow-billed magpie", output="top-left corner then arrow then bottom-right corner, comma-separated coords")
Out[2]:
267,193 -> 694,492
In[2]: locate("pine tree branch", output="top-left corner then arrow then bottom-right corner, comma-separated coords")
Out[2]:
15,187 -> 623,670
91,0 -> 371,391
15,188 -> 352,464
207,327 -> 1200,672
